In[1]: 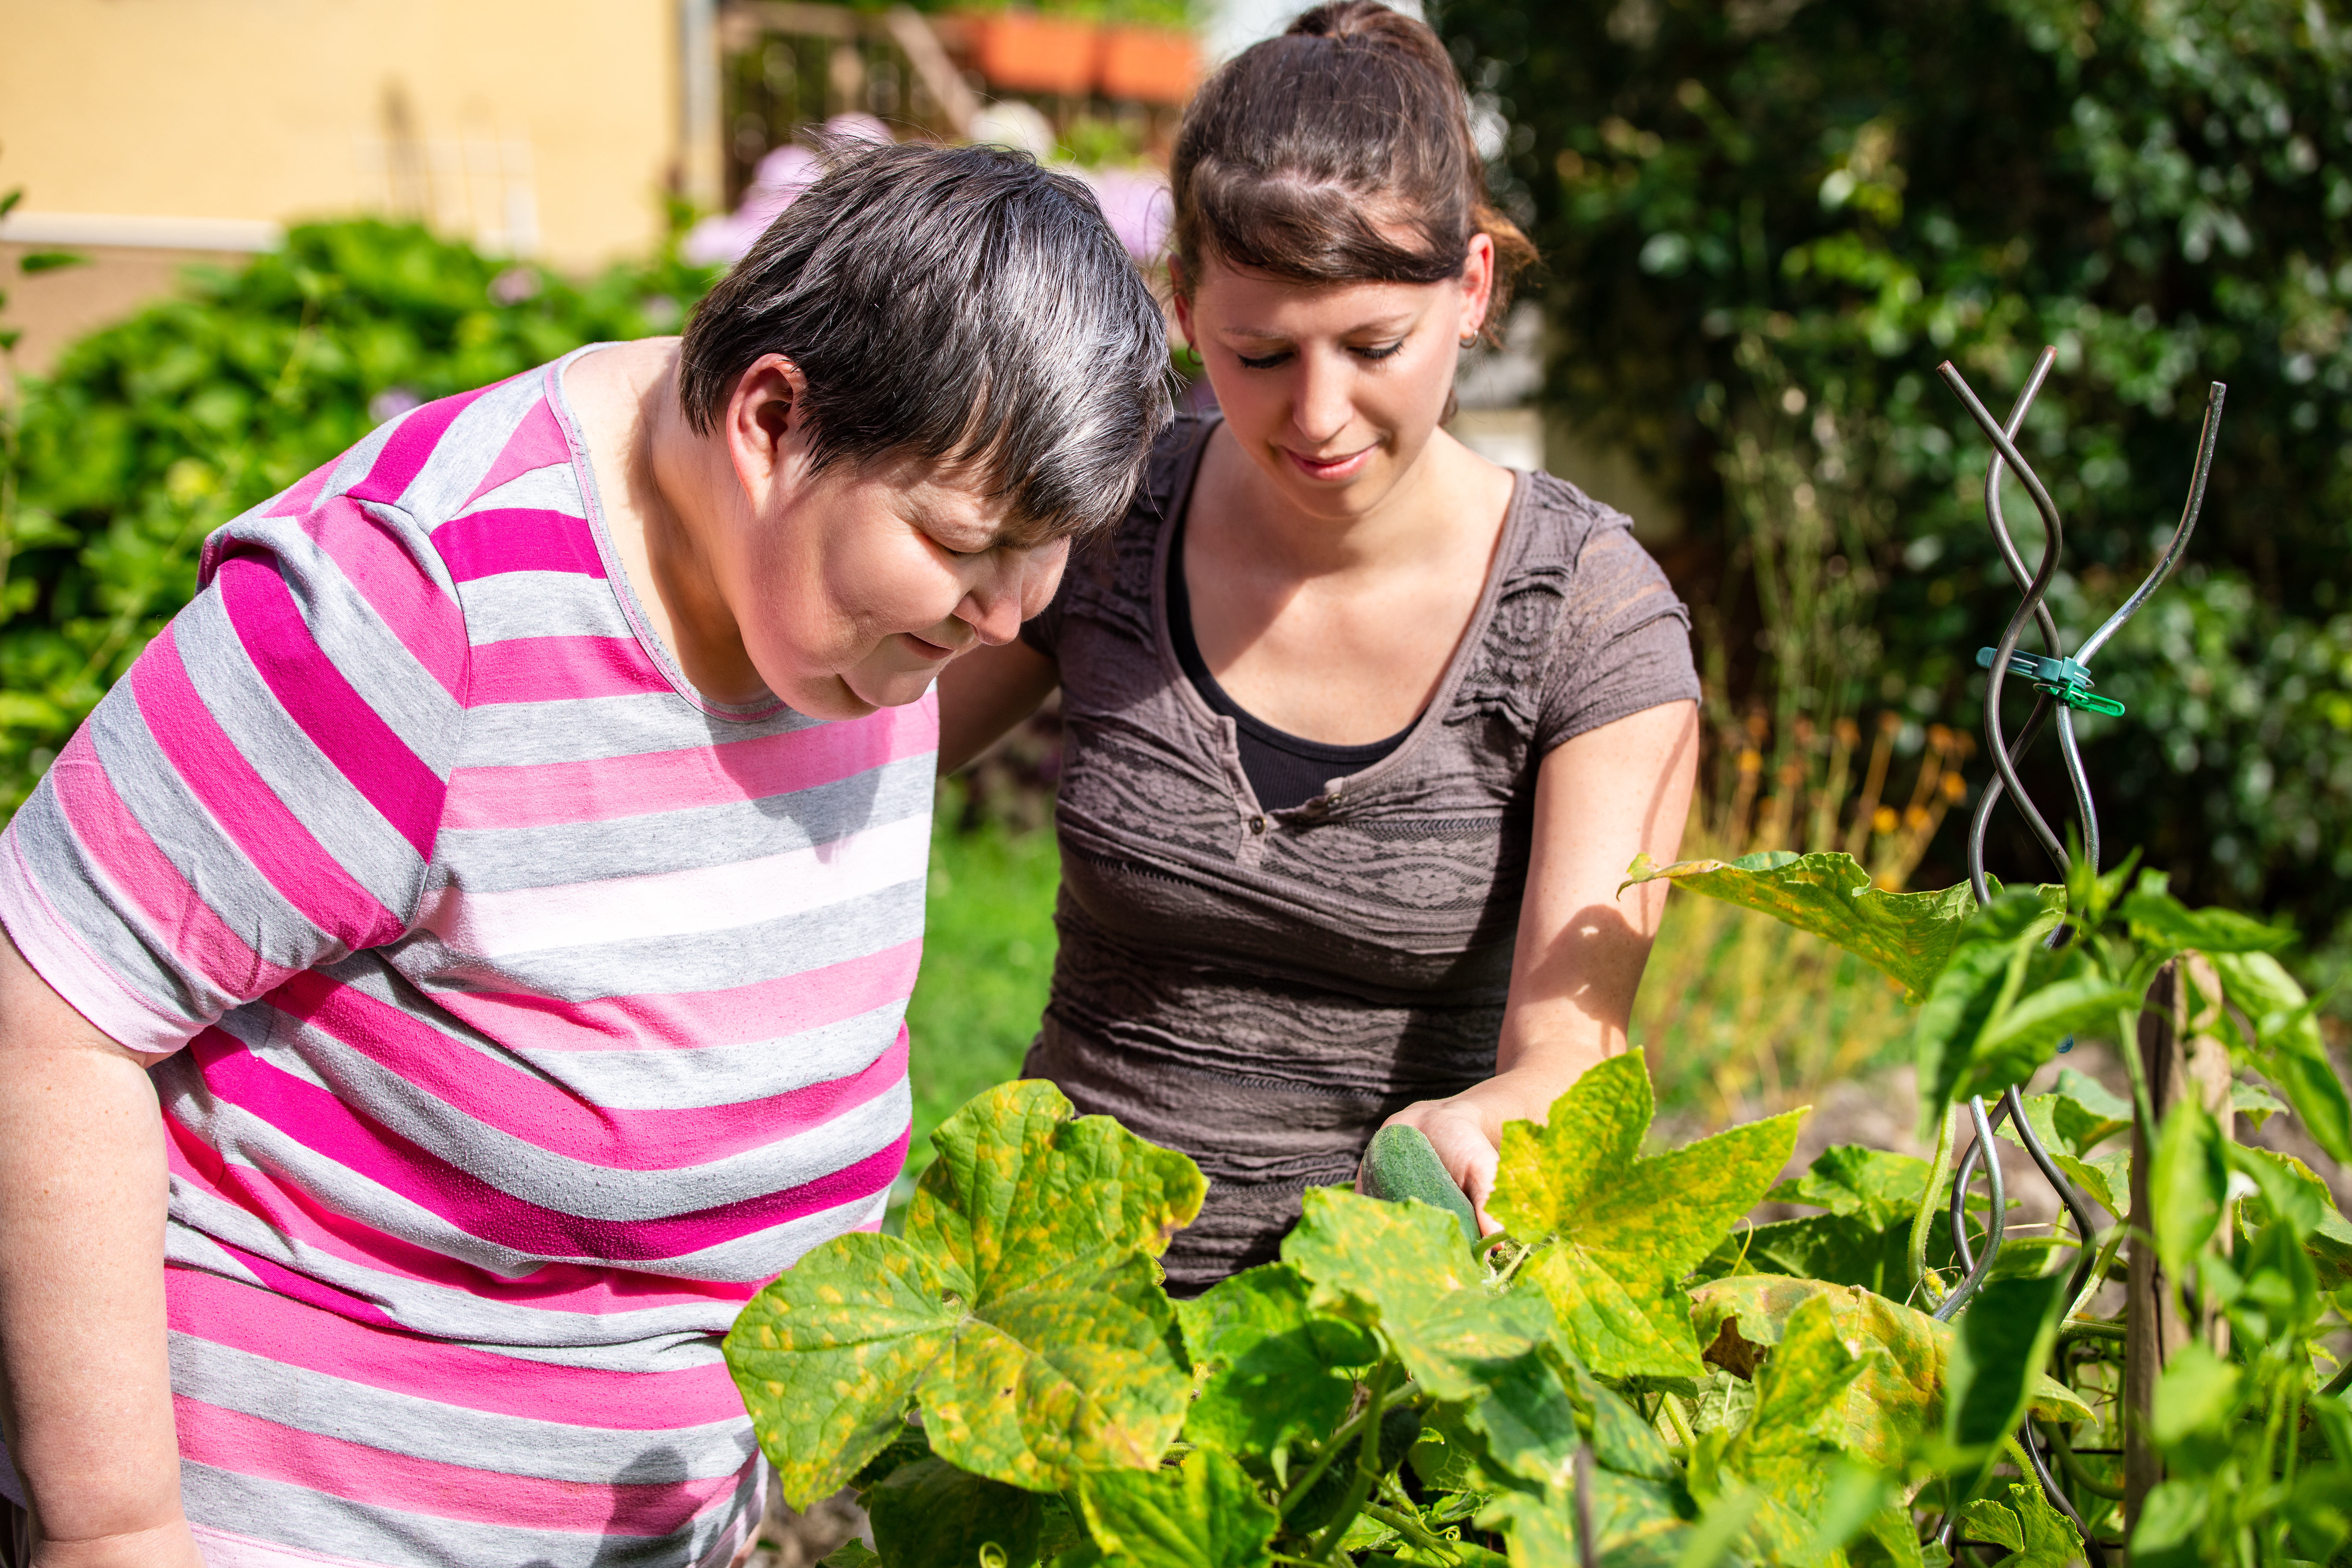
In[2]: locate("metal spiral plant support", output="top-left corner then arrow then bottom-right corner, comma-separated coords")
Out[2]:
1925,345 -> 2226,1563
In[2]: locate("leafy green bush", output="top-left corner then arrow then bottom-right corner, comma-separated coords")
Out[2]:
0,217 -> 715,809
1432,0 -> 2352,985
731,849 -> 2352,1565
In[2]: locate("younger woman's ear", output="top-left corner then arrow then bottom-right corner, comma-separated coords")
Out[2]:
1166,256 -> 1199,353
1457,232 -> 1498,341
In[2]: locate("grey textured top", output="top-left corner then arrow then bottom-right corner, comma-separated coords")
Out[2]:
1019,413 -> 1700,1291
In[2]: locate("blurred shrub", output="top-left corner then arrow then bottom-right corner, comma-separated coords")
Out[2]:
1433,0 -> 2352,983
0,217 -> 715,809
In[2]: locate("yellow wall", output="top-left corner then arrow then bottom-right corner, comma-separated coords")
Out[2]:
0,0 -> 690,270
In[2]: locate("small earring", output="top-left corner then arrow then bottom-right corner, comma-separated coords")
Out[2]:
1459,331 -> 1480,348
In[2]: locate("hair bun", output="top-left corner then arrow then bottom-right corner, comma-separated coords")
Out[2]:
1287,0 -> 1420,42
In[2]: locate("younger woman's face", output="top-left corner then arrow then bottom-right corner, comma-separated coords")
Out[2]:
1176,233 -> 1495,521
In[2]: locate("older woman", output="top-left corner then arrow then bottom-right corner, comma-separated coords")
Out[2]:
0,144 -> 1167,1568
941,3 -> 1702,1293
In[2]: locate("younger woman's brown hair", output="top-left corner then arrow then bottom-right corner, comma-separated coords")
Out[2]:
1167,0 -> 1538,343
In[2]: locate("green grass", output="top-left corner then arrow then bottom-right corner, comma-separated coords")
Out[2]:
901,811 -> 1062,1191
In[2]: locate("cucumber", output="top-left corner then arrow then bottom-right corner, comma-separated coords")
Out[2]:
1357,1124 -> 1480,1243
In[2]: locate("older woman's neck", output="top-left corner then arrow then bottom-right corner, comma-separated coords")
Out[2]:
568,339 -> 766,706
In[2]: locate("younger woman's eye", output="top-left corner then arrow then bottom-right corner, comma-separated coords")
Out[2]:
1236,349 -> 1293,370
1351,340 -> 1406,362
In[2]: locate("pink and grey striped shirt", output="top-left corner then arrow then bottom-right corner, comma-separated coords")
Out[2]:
0,346 -> 931,1566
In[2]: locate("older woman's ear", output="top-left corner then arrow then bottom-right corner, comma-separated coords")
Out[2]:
723,354 -> 811,505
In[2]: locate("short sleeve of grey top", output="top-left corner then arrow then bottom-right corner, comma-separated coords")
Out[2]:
1017,413 -> 1702,1293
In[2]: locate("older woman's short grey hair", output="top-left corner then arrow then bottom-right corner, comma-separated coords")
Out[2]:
678,142 -> 1173,542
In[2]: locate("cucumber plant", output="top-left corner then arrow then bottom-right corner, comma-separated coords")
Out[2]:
727,846 -> 2352,1568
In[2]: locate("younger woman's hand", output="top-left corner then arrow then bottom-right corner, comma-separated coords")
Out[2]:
1379,1097 -> 1504,1236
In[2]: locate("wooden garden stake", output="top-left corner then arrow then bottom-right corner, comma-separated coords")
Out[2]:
2125,962 -> 2185,1533
2125,957 -> 2237,1532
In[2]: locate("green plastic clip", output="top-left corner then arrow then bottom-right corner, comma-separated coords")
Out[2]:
1976,646 -> 2125,718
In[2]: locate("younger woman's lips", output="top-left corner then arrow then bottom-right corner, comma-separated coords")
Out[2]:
1283,444 -> 1375,481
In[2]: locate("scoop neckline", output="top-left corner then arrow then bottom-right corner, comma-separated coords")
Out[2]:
545,343 -> 788,724
1167,519 -> 1417,765
1148,416 -> 1532,816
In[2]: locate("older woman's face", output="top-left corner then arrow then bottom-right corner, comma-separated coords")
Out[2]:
734,453 -> 1069,719
1176,236 -> 1494,522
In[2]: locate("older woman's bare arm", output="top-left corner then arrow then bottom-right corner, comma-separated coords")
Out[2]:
0,933 -> 202,1568
1382,698 -> 1700,1227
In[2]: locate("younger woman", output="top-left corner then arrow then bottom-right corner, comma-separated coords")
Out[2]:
942,3 -> 1702,1292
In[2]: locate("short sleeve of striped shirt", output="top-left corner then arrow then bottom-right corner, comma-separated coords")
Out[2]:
0,486 -> 466,1055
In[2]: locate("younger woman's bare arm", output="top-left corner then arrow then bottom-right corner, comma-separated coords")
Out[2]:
1382,698 -> 1700,1226
937,640 -> 1061,777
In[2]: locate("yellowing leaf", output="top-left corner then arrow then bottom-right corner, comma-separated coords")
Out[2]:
1621,850 -> 2011,1000
1489,1052 -> 1802,1379
1712,1296 -> 1869,1559
1693,1277 -> 1935,1471
1690,1273 -> 2087,1474
727,1081 -> 1206,1503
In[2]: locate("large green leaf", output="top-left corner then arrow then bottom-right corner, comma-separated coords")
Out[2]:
1281,1187 -> 1554,1401
1765,1146 -> 1932,1227
1489,1052 -> 1802,1379
1077,1449 -> 1277,1568
867,1458 -> 1044,1568
727,1081 -> 1206,1502
2209,949 -> 2352,1164
1175,1264 -> 1376,1464
1456,1346 -> 1584,1492
1748,1146 -> 1936,1293
1731,1212 -> 1916,1295
1911,890 -> 2136,1121
1620,850 -> 1994,1001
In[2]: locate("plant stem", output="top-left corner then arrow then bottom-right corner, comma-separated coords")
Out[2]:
1660,1392 -> 1698,1451
1910,1100 -> 1960,1306
1275,1370 -> 1416,1522
1361,1500 -> 1460,1562
1313,1358 -> 1395,1562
